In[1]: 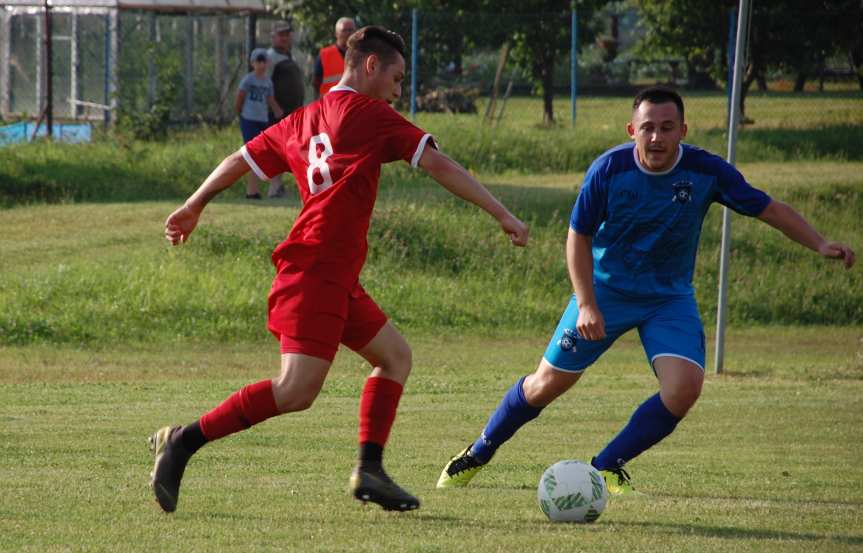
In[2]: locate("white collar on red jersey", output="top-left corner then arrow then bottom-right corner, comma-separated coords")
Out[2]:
329,84 -> 357,93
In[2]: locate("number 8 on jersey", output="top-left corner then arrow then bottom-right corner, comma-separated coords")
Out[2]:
307,133 -> 334,194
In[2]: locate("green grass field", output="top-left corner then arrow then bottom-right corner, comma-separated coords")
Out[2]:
1,330 -> 862,552
1,93 -> 861,551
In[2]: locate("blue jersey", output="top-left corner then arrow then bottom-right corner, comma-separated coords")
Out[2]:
570,143 -> 771,297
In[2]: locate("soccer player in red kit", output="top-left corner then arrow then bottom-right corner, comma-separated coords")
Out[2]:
150,26 -> 529,513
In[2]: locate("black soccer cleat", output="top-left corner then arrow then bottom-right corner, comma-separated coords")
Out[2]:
148,426 -> 192,513
350,466 -> 420,512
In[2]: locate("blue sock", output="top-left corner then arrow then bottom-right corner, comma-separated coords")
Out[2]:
470,376 -> 543,463
592,393 -> 681,470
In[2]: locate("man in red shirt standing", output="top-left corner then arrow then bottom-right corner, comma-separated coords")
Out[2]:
313,17 -> 356,98
150,26 -> 528,513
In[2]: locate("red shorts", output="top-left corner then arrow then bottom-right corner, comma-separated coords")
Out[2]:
267,268 -> 387,362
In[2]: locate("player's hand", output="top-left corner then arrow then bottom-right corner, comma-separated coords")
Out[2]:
164,204 -> 201,246
501,214 -> 529,247
576,304 -> 606,341
818,241 -> 856,269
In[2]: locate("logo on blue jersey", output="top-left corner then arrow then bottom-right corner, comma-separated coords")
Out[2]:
558,328 -> 578,352
672,181 -> 693,204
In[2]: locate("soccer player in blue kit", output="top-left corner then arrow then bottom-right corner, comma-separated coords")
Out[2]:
436,86 -> 856,494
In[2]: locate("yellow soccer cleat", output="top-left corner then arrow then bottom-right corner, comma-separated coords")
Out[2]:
594,460 -> 636,496
436,446 -> 486,489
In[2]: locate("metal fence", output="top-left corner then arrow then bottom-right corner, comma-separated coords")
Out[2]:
2,3 -> 860,130
0,3 -> 318,125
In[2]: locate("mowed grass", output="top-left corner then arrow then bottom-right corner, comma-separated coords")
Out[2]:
1,328 -> 862,553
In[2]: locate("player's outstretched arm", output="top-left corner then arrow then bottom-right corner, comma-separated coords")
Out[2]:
164,150 -> 250,246
568,229 -> 605,341
418,147 -> 528,246
757,200 -> 856,269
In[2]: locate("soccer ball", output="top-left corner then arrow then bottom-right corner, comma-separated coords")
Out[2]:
537,460 -> 608,523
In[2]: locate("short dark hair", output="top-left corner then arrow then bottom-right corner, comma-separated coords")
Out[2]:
633,86 -> 685,120
345,26 -> 406,69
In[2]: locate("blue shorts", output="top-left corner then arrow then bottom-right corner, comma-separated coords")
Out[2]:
240,117 -> 269,143
543,284 -> 705,373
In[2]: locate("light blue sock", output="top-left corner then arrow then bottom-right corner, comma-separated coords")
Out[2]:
470,376 -> 543,463
592,392 -> 680,470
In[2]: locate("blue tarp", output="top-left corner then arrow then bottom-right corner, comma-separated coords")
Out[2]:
0,121 -> 92,147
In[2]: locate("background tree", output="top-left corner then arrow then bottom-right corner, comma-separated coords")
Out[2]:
636,0 -> 730,89
636,0 -> 863,93
281,0 -> 601,123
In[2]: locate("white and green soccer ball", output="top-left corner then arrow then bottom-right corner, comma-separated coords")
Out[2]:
538,460 -> 608,523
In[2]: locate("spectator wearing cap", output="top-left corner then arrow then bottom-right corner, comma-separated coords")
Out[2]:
312,17 -> 356,98
235,48 -> 283,200
265,22 -> 305,198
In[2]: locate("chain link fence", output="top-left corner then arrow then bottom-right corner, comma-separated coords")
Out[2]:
0,3 -> 315,127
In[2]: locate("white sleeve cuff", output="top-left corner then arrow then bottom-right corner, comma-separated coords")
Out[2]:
410,133 -> 435,168
240,145 -> 269,180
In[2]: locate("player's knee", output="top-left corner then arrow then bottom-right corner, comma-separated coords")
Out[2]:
523,366 -> 579,407
275,390 -> 317,413
380,340 -> 412,376
271,375 -> 321,413
663,379 -> 702,416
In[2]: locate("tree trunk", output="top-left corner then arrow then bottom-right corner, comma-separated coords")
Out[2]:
793,71 -> 807,92
536,44 -> 555,125
740,74 -> 752,117
485,42 -> 510,123
851,49 -> 863,90
542,83 -> 554,124
542,63 -> 555,125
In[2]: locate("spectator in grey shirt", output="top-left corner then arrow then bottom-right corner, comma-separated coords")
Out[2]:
236,48 -> 283,200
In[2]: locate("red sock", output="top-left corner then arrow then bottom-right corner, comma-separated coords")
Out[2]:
358,376 -> 404,447
199,379 -> 279,442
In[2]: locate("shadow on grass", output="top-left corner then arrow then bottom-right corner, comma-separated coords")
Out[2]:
696,125 -> 863,161
612,519 -> 863,545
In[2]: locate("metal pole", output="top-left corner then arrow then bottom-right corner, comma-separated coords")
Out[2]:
1,10 -> 11,117
215,16 -> 227,121
44,0 -> 53,138
570,6 -> 576,126
726,7 -> 736,128
714,0 -> 751,375
108,9 -> 118,126
103,13 -> 110,128
71,12 -> 79,118
184,16 -> 194,117
36,11 -> 43,124
410,8 -> 418,120
148,13 -> 156,109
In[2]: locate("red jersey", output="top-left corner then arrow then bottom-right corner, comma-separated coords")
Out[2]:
242,86 -> 433,289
